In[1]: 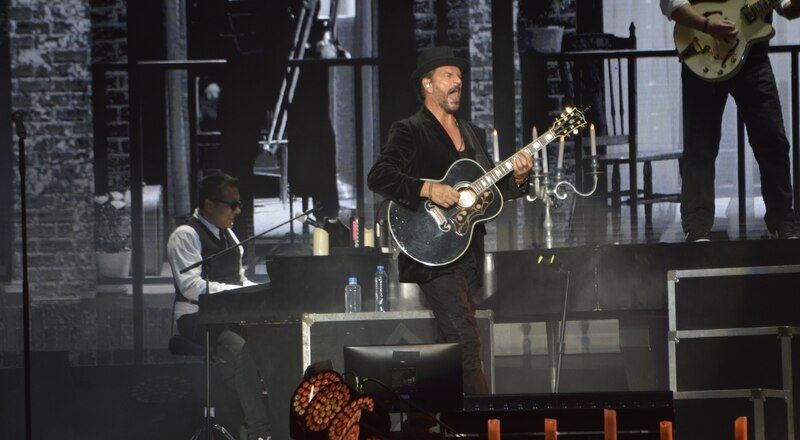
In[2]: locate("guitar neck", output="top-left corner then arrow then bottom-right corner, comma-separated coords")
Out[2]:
472,130 -> 558,194
744,0 -> 781,21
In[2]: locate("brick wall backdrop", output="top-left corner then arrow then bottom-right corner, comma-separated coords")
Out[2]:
90,0 -> 128,190
468,0 -> 491,134
9,0 -> 95,302
3,0 -> 178,364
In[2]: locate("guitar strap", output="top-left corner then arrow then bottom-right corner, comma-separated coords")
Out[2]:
461,121 -> 495,170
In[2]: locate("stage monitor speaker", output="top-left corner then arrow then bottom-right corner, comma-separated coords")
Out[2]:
248,309 -> 493,440
300,310 -> 494,389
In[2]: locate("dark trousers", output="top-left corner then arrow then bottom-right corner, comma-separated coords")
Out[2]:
178,314 -> 272,438
418,251 -> 489,395
680,51 -> 794,234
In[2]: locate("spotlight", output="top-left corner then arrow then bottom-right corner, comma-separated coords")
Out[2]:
289,369 -> 383,439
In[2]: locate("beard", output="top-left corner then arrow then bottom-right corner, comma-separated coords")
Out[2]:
438,85 -> 461,114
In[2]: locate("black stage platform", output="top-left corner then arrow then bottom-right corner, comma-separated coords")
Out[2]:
234,239 -> 800,439
6,239 -> 798,440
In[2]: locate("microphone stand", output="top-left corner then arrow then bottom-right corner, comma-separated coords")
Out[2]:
179,208 -> 313,440
180,208 -> 314,275
12,112 -> 32,440
554,269 -> 571,393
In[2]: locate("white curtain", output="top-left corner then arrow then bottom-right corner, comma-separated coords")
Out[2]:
602,1 -> 683,199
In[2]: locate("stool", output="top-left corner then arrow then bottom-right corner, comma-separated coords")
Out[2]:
169,334 -> 206,357
168,334 -> 237,440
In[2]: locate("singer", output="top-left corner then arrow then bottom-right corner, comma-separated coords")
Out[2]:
368,46 -> 532,398
167,173 -> 272,440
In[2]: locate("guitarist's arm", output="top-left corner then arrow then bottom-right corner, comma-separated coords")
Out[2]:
368,121 -> 427,210
667,3 -> 739,40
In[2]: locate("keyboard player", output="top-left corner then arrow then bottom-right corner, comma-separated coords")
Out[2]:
167,173 -> 272,440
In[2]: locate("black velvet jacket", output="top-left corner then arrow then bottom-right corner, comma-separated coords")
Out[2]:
368,106 -> 525,283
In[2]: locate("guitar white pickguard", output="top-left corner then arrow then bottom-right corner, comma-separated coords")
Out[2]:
674,0 -> 777,82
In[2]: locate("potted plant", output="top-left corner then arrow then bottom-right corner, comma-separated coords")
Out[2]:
94,190 -> 132,278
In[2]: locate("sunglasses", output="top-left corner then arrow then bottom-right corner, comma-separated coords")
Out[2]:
213,199 -> 243,210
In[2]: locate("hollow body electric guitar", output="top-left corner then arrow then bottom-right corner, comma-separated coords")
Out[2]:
388,108 -> 587,266
674,0 -> 780,82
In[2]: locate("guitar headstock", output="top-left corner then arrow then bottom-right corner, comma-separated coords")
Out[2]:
550,107 -> 587,138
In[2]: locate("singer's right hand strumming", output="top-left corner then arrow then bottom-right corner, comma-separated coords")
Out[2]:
421,181 -> 460,208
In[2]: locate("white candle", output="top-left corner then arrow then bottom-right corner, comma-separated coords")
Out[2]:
312,227 -> 329,256
492,128 -> 500,163
590,123 -> 597,156
541,136 -> 549,174
557,136 -> 565,169
363,227 -> 374,247
532,126 -> 539,158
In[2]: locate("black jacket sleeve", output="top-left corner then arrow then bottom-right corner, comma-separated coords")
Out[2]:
367,120 -> 426,210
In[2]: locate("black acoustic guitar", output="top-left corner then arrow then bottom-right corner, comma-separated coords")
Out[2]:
389,108 -> 587,266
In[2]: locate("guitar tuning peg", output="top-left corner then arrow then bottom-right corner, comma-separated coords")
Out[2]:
573,129 -> 578,134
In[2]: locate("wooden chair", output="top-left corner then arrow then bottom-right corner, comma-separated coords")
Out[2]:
562,23 -> 681,238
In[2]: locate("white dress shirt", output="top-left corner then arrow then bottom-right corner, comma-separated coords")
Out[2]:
168,209 -> 255,320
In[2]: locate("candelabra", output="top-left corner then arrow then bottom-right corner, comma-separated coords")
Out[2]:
526,155 -> 601,248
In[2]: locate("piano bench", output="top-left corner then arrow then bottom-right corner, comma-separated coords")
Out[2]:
168,334 -> 206,356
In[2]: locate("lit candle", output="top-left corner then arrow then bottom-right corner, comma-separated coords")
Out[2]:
557,136 -> 565,169
541,135 -> 549,174
604,409 -> 617,440
659,421 -> 673,440
488,419 -> 500,440
735,416 -> 747,440
492,128 -> 500,163
532,126 -> 539,159
544,418 -> 557,440
590,123 -> 597,156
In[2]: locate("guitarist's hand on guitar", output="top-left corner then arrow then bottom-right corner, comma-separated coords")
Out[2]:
511,151 -> 533,186
707,18 -> 738,40
423,181 -> 461,208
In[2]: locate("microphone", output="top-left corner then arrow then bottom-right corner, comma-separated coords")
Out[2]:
294,208 -> 318,228
298,201 -> 328,228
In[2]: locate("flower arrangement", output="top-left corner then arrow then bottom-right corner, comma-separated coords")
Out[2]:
94,190 -> 131,253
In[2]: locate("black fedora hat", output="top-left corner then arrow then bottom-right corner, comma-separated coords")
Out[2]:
409,46 -> 469,85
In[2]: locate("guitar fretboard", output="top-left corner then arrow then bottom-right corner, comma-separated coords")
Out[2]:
471,131 -> 557,194
744,0 -> 780,22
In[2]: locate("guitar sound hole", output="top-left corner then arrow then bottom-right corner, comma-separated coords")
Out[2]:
458,188 -> 477,208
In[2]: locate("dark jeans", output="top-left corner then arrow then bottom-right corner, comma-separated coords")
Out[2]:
418,251 -> 489,395
178,313 -> 272,438
681,50 -> 794,234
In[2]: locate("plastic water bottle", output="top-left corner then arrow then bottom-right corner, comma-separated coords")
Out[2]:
374,265 -> 389,312
344,277 -> 362,313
